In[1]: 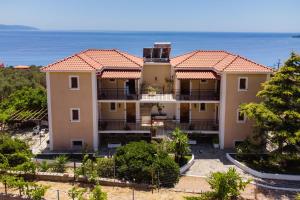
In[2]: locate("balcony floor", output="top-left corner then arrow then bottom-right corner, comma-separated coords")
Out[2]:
140,94 -> 176,102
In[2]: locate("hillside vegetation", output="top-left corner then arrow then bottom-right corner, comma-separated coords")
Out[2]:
0,66 -> 46,123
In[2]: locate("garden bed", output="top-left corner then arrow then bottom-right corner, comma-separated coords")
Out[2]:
229,153 -> 300,175
35,153 -> 96,162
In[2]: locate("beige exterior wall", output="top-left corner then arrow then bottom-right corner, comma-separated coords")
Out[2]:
191,80 -> 216,90
49,72 -> 94,151
223,74 -> 268,148
191,103 -> 216,120
100,79 -> 126,89
142,64 -> 172,92
99,102 -> 125,120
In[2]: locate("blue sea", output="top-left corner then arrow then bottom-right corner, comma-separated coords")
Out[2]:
0,31 -> 299,67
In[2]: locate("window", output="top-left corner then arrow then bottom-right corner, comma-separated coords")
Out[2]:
237,109 -> 246,123
72,140 -> 83,149
238,77 -> 248,91
199,103 -> 206,112
70,108 -> 80,122
200,79 -> 208,84
109,103 -> 117,112
69,76 -> 79,90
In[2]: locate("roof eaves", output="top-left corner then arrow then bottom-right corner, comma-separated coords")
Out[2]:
41,53 -> 79,72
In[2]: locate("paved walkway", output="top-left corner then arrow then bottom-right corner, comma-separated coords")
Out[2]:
183,144 -> 300,191
183,144 -> 250,178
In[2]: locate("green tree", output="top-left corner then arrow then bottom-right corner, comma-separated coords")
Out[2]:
0,66 -> 45,102
170,128 -> 190,164
115,141 -> 179,186
241,52 -> 300,155
0,87 -> 47,122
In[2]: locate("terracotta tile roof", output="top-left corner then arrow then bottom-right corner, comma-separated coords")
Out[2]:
176,71 -> 219,80
99,70 -> 141,79
171,50 -> 273,73
41,49 -> 142,72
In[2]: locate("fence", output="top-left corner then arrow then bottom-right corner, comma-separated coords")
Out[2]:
0,157 -> 184,200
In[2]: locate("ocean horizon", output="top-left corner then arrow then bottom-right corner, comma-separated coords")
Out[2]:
0,30 -> 300,67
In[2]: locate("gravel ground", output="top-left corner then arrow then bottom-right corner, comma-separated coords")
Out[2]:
0,178 -> 297,200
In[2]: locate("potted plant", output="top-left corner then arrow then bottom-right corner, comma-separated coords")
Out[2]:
212,136 -> 219,149
147,86 -> 157,96
150,126 -> 157,137
156,103 -> 164,115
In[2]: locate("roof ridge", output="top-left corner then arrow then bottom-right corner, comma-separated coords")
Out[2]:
213,53 -> 232,67
114,49 -> 142,67
174,51 -> 199,67
171,50 -> 196,59
76,53 -> 100,70
221,55 -> 240,71
79,51 -> 104,69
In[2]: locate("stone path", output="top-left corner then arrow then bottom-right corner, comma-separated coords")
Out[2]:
183,144 -> 300,191
183,144 -> 251,178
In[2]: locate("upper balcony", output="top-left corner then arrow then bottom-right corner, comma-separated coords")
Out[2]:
97,88 -> 219,101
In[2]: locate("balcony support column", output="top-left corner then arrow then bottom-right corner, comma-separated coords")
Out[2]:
176,103 -> 180,123
189,80 -> 192,96
189,103 -> 192,124
136,102 -> 140,123
124,102 -> 127,123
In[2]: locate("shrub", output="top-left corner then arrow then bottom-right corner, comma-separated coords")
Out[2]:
153,154 -> 180,187
52,155 -> 68,173
38,160 -> 49,172
89,184 -> 107,200
15,161 -> 36,174
96,157 -> 114,178
296,193 -> 300,200
26,183 -> 49,200
193,168 -> 250,200
115,141 -> 157,183
0,153 -> 9,169
68,186 -> 86,200
0,134 -> 31,155
115,141 -> 180,186
8,153 -> 29,167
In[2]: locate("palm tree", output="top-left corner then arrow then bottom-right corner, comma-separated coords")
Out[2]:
171,128 -> 190,164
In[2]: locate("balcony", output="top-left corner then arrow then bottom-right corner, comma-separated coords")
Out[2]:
98,119 -> 218,132
98,88 -> 139,100
98,88 -> 219,101
175,89 -> 219,101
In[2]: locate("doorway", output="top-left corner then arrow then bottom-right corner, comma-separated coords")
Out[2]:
126,79 -> 136,95
180,80 -> 190,95
126,103 -> 136,123
180,103 -> 189,123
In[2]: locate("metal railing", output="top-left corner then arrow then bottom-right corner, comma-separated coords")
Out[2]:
98,87 -> 220,101
98,88 -> 139,100
99,120 -> 148,131
175,89 -> 220,101
98,119 -> 218,131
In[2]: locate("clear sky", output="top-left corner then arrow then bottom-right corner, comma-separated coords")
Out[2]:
0,0 -> 300,32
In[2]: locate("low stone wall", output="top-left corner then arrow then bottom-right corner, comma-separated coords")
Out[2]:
226,153 -> 300,181
14,171 -> 152,189
180,154 -> 195,174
